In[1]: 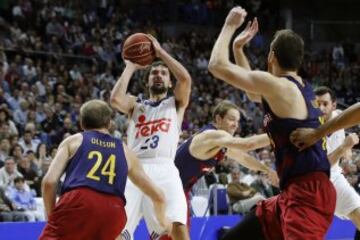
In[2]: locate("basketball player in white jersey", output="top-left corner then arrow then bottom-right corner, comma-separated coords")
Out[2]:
111,35 -> 191,240
314,86 -> 360,229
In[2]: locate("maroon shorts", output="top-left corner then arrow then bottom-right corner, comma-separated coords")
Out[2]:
256,172 -> 336,240
39,187 -> 126,240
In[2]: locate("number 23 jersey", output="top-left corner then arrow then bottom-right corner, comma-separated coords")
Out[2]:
126,96 -> 180,162
61,131 -> 128,202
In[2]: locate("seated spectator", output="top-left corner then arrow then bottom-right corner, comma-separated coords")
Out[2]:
227,168 -> 265,214
0,157 -> 23,190
10,144 -> 23,163
17,155 -> 41,196
0,138 -> 11,166
0,108 -> 18,136
109,120 -> 122,139
251,172 -> 279,198
13,100 -> 29,129
0,187 -> 28,222
8,177 -> 44,222
18,130 -> 40,153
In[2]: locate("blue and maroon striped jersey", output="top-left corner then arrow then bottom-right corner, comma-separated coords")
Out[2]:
262,76 -> 330,189
175,124 -> 227,191
61,131 -> 128,202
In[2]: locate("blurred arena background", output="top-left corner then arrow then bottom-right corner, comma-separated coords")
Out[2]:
0,0 -> 359,239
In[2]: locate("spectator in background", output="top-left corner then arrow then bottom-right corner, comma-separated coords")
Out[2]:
10,144 -> 23,163
0,157 -> 23,190
8,177 -> 44,222
18,130 -> 40,153
0,138 -> 11,166
227,168 -> 265,214
35,143 -> 51,168
13,100 -> 28,129
17,154 -> 41,196
0,187 -> 28,222
251,172 -> 279,198
0,108 -> 18,136
109,120 -> 122,139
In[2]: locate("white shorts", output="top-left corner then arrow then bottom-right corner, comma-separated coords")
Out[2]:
121,162 -> 187,240
332,173 -> 360,219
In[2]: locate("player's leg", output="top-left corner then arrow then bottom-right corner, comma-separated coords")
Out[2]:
143,164 -> 189,240
333,174 -> 360,230
221,209 -> 265,240
117,179 -> 144,240
281,173 -> 336,240
40,187 -> 126,240
349,208 -> 360,231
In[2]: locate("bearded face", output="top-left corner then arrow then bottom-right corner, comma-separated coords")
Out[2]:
148,65 -> 171,95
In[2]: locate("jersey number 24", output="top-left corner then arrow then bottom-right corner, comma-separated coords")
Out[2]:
86,151 -> 116,184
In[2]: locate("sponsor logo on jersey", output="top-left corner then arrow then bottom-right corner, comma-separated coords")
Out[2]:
135,114 -> 171,138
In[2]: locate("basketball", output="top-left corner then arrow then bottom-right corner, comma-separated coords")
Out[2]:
122,33 -> 156,66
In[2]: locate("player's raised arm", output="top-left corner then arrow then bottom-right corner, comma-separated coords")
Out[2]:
291,102 -> 360,150
208,7 -> 282,97
232,18 -> 262,103
42,134 -> 82,218
147,35 -> 192,111
110,61 -> 143,115
123,143 -> 171,232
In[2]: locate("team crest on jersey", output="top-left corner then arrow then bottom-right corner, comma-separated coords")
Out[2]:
135,114 -> 171,138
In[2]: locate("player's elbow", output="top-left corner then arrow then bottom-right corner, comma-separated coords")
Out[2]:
208,59 -> 229,78
41,175 -> 57,189
110,96 -> 127,113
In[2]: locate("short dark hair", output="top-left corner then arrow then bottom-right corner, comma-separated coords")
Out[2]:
14,176 -> 25,184
143,60 -> 172,84
314,86 -> 336,102
270,29 -> 304,71
4,157 -> 15,163
80,100 -> 113,130
212,100 -> 239,120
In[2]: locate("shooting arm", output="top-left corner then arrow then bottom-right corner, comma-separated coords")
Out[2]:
110,64 -> 138,115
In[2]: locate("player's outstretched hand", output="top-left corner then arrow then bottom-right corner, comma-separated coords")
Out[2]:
224,6 -> 247,29
290,128 -> 319,151
233,17 -> 259,49
344,133 -> 359,149
147,34 -> 164,58
266,169 -> 279,187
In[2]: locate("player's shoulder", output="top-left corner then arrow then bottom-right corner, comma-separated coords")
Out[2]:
60,133 -> 83,148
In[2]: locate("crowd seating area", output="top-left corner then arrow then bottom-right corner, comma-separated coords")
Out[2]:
0,0 -> 359,226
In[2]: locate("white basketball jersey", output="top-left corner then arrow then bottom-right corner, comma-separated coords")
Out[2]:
326,110 -> 346,177
127,96 -> 180,162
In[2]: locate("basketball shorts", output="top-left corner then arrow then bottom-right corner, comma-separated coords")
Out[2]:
256,172 -> 336,240
121,162 -> 187,240
332,172 -> 360,219
39,187 -> 126,240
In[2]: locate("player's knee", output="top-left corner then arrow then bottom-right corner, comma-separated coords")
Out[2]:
349,208 -> 360,227
171,222 -> 189,240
